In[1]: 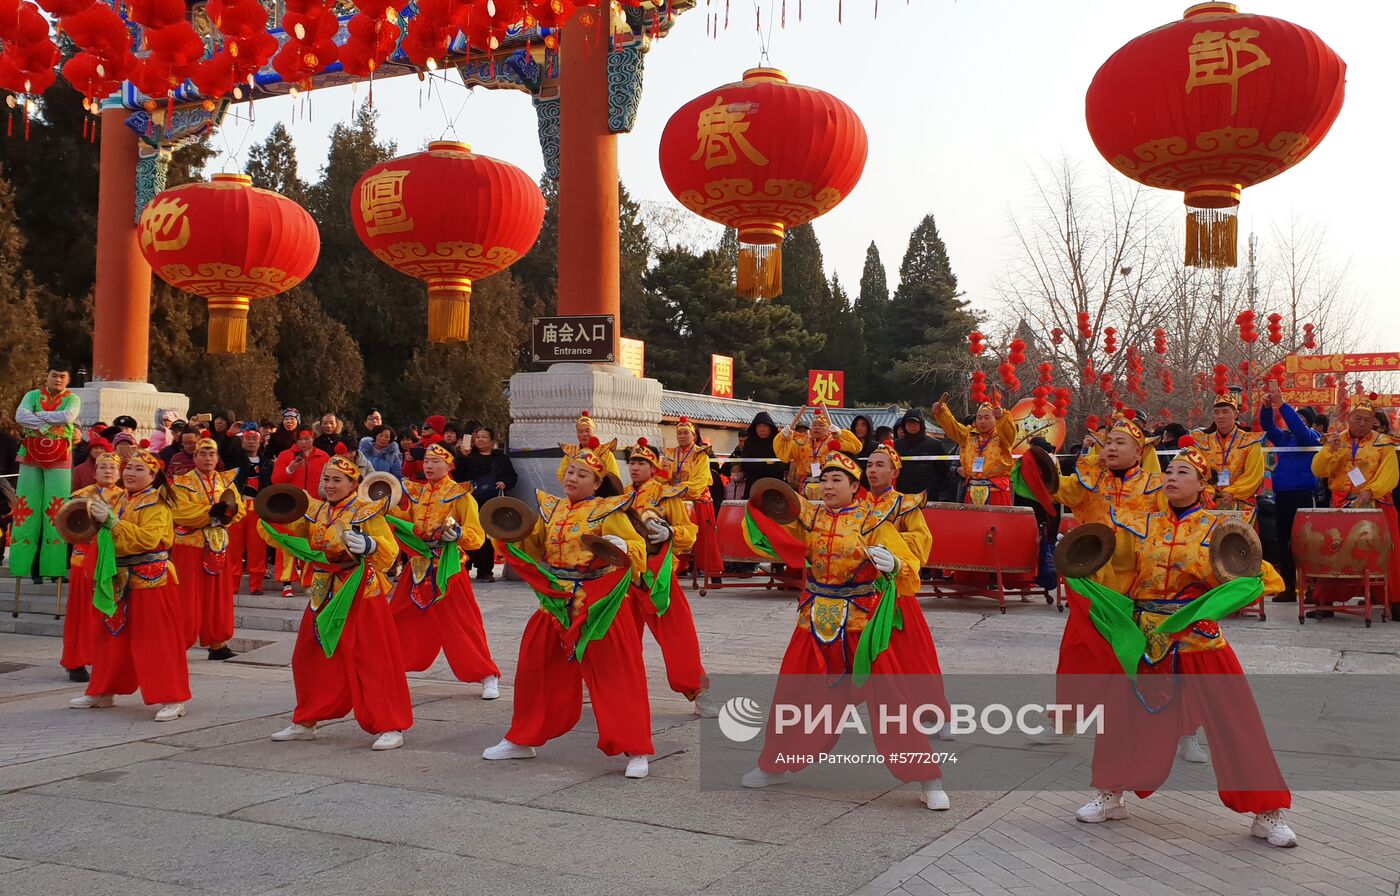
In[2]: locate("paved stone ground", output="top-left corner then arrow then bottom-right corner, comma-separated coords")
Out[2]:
1,578 -> 1397,896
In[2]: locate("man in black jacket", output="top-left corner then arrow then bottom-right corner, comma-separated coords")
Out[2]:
893,410 -> 950,500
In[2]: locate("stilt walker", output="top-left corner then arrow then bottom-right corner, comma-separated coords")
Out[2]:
1066,439 -> 1297,847
624,438 -> 717,717
483,444 -> 654,778
170,439 -> 244,659
663,418 -> 723,583
69,448 -> 191,721
387,443 -> 501,698
740,442 -> 950,811
59,452 -> 123,682
12,360 -> 81,580
264,454 -> 412,750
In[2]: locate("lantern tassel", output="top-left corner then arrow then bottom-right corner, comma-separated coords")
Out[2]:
737,244 -> 782,300
427,277 -> 472,342
1185,207 -> 1238,268
207,297 -> 251,354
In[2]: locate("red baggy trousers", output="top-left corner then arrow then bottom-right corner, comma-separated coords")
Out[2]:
390,571 -> 500,682
291,594 -> 414,735
88,580 -> 192,705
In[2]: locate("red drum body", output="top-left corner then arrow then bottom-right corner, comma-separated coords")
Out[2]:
1293,507 -> 1390,627
921,502 -> 1048,613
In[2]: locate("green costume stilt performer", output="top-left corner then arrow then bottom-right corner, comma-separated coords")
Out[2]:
11,360 -> 80,580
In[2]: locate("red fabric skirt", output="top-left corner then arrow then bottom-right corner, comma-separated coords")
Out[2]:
226,501 -> 267,593
390,570 -> 500,682
87,579 -> 191,705
61,548 -> 98,669
291,594 -> 414,735
1089,645 -> 1290,813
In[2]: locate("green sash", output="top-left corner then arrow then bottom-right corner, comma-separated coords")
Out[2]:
851,574 -> 903,686
259,521 -> 367,657
91,527 -> 118,618
385,514 -> 460,599
641,542 -> 674,616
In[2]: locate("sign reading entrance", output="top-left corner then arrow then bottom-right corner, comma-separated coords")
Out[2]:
807,370 -> 845,407
531,315 -> 616,364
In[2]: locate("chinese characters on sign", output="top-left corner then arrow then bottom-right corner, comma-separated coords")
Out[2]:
807,370 -> 845,408
711,354 -> 734,398
530,315 -> 616,364
1185,27 -> 1271,115
692,96 -> 770,170
358,169 -> 415,237
619,338 -> 646,379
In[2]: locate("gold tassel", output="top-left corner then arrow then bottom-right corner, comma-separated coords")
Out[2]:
207,297 -> 250,354
737,244 -> 783,299
1184,207 -> 1238,268
427,277 -> 472,342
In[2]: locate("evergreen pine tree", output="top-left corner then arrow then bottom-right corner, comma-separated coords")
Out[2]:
245,122 -> 308,204
885,215 -> 976,402
850,242 -> 891,401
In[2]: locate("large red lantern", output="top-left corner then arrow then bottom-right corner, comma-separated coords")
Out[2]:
353,140 -> 544,342
138,173 -> 319,354
1086,3 -> 1344,268
658,67 -> 867,298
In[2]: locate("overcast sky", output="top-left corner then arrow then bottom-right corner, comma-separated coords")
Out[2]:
211,1 -> 1398,345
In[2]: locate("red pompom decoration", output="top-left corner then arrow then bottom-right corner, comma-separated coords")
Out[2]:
587,436 -> 600,449
334,443 -> 348,455
637,437 -> 648,447
828,438 -> 843,451
1177,435 -> 1196,449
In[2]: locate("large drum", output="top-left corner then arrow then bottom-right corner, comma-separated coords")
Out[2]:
922,502 -> 1045,612
1293,507 -> 1391,627
716,500 -> 767,563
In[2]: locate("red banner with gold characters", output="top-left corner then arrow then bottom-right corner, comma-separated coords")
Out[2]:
619,337 -> 645,379
807,370 -> 845,408
711,354 -> 734,398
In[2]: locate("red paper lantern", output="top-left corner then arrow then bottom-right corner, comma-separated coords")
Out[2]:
659,68 -> 867,299
1302,322 -> 1317,349
1051,327 -> 1064,346
1086,4 -> 1345,268
138,173 -> 320,353
353,141 -> 545,343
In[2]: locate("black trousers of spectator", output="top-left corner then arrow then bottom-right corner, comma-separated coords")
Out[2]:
468,538 -> 495,577
1273,489 -> 1314,597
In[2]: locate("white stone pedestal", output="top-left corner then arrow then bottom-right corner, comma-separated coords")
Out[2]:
71,380 -> 189,440
508,363 -> 662,499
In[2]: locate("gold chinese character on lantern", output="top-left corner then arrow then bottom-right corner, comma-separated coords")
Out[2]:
358,169 -> 415,237
1185,27 -> 1271,115
691,96 -> 770,170
138,197 -> 191,253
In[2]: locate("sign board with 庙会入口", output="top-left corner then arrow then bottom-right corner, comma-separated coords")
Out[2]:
531,315 -> 616,364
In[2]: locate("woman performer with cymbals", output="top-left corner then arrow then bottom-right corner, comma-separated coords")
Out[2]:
624,438 -> 717,717
740,441 -> 950,811
387,443 -> 501,699
170,438 -> 244,660
1062,438 -> 1296,847
262,454 -> 412,750
69,448 -> 191,722
59,451 -> 123,682
932,392 -> 1018,506
482,444 -> 654,779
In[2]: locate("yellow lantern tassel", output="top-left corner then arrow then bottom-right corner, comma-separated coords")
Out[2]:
1185,207 -> 1238,268
427,277 -> 472,342
737,244 -> 783,299
207,297 -> 251,354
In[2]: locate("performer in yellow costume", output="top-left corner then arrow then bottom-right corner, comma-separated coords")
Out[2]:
933,393 -> 1018,506
1069,439 -> 1295,848
663,417 -> 723,581
60,452 -> 123,681
742,441 -> 949,810
774,405 -> 862,492
388,443 -> 500,697
556,410 -> 619,483
170,439 -> 244,659
1192,393 -> 1266,510
1057,414 -> 1164,527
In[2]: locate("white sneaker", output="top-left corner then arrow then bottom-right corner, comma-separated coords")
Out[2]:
1251,810 -> 1298,848
271,723 -> 317,742
624,754 -> 650,779
480,676 -> 500,700
68,694 -> 114,709
371,731 -> 404,751
1076,790 -> 1128,823
693,690 -> 720,718
1178,733 -> 1208,764
482,738 -> 536,760
921,780 -> 951,811
154,702 -> 186,722
740,767 -> 787,789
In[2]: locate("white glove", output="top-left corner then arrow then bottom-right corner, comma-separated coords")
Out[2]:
603,534 -> 628,553
867,545 -> 900,575
343,529 -> 373,556
441,524 -> 462,543
645,519 -> 671,545
87,500 -> 110,524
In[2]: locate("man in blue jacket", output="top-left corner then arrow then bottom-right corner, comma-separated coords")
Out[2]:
1260,380 -> 1321,603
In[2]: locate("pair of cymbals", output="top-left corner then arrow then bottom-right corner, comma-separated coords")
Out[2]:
749,478 -> 801,525
1054,517 -> 1262,582
479,496 -> 632,568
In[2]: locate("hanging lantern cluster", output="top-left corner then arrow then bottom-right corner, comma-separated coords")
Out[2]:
1236,309 -> 1258,343
56,4 -> 133,129
1051,386 -> 1071,418
968,330 -> 986,356
971,370 -> 988,404
1125,344 -> 1145,399
1213,363 -> 1230,394
1152,327 -> 1167,355
1160,369 -> 1175,394
1265,312 -> 1284,344
1007,338 -> 1027,366
1268,362 -> 1286,384
1102,326 -> 1117,355
1076,310 -> 1093,341
1050,326 -> 1064,346
138,173 -> 321,353
659,67 -> 867,299
353,140 -> 545,343
0,0 -> 58,136
1302,322 -> 1317,349
1086,4 -> 1346,268
198,0 -> 276,101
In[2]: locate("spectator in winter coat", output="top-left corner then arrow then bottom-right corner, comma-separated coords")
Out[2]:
893,410 -> 950,500
458,427 -> 518,581
148,408 -> 179,453
272,427 -> 330,494
267,408 -> 300,458
725,412 -> 785,500
851,415 -> 877,457
359,425 -> 403,478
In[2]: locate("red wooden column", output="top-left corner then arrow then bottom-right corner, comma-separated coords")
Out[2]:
92,105 -> 152,383
556,8 -> 620,359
